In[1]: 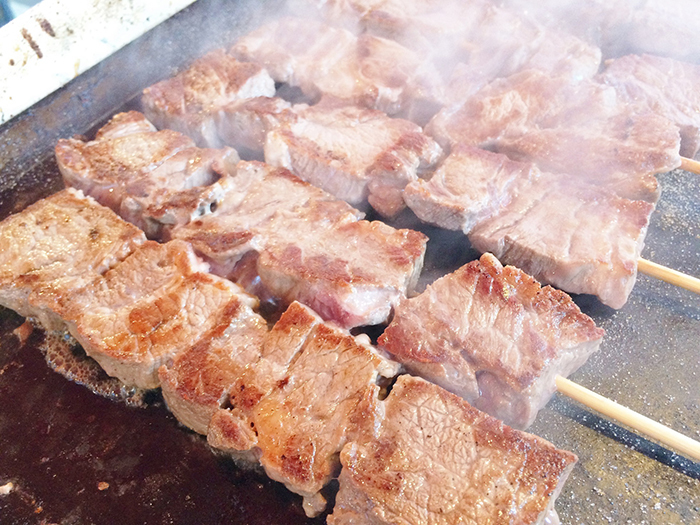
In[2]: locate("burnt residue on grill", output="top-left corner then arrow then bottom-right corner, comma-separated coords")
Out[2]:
20,28 -> 42,59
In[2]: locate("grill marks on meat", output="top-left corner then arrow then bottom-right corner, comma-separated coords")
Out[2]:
172,161 -> 427,328
264,103 -> 442,217
378,253 -> 604,429
57,240 -> 259,389
328,375 -> 577,525
207,301 -> 400,516
56,112 -> 240,239
600,53 -> 700,158
0,188 -> 146,330
405,147 -> 654,309
231,17 -> 445,117
141,49 -> 276,148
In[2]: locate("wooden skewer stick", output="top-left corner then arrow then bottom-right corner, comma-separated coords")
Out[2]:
556,376 -> 700,461
680,156 -> 700,175
638,258 -> 700,295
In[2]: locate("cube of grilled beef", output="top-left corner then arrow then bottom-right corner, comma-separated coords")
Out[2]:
328,375 -> 577,525
362,0 -> 600,103
215,96 -> 295,157
208,301 -> 400,517
56,111 -> 240,239
173,161 -> 427,328
600,54 -> 700,158
493,111 -> 677,203
427,70 -> 611,150
427,69 -> 682,191
405,147 -> 654,309
0,188 -> 146,330
208,301 -> 324,461
264,102 -> 442,217
231,17 -> 445,117
158,296 -> 268,435
379,253 -> 604,429
141,49 -> 276,148
56,240 -> 258,389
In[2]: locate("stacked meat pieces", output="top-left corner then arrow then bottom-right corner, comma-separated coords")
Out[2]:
56,112 -> 427,329
0,191 -> 579,523
136,1 -> 700,309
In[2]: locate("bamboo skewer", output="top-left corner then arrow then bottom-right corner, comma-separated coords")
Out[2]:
680,156 -> 700,174
638,258 -> 700,296
556,376 -> 700,462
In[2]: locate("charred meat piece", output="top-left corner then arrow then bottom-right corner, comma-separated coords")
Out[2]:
208,301 -> 324,462
600,53 -> 700,158
231,16 -> 445,116
378,253 -> 604,429
405,147 -> 654,309
0,188 -> 145,330
57,240 -> 257,389
56,111 -> 240,239
158,295 -> 268,435
141,49 -> 276,148
328,375 -> 577,525
173,161 -> 427,328
264,102 -> 442,217
208,301 -> 399,517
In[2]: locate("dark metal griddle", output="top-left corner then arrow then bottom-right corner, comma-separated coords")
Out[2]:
0,1 -> 699,523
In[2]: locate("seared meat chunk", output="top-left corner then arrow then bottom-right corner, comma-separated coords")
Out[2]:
328,375 -> 577,525
208,301 -> 324,460
405,147 -> 654,308
173,161 -> 427,328
158,295 -> 268,435
600,53 -> 700,158
264,102 -> 442,217
142,49 -> 276,148
57,240 -> 257,389
231,17 -> 444,116
379,253 -> 604,429
427,69 -> 682,182
0,188 -> 145,330
208,301 -> 399,517
56,111 -> 240,239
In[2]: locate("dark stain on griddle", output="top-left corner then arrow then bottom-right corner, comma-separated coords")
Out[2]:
20,29 -> 42,59
38,18 -> 56,38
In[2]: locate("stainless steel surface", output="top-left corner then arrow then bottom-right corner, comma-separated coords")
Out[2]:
0,0 -> 699,522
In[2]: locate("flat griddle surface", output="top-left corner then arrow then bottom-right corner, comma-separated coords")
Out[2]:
1,1 -> 699,523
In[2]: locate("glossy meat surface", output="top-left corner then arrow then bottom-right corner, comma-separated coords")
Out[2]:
265,102 -> 442,217
0,188 -> 146,330
406,147 -> 654,308
142,49 -> 276,148
328,375 -> 577,525
173,161 -> 427,327
379,253 -> 604,429
56,112 -> 240,239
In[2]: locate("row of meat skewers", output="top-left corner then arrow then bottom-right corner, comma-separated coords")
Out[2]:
2,0 -> 700,522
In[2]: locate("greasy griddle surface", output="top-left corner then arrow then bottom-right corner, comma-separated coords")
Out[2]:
1,1 -> 699,523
